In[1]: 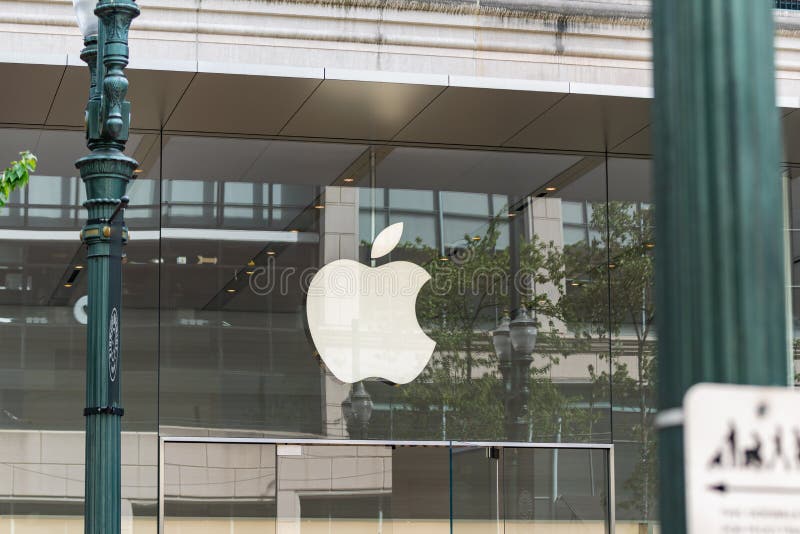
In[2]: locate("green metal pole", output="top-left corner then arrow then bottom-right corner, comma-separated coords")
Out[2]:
77,1 -> 139,533
652,1 -> 789,532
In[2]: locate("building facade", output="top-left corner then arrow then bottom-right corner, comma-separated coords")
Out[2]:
1,0 -> 800,532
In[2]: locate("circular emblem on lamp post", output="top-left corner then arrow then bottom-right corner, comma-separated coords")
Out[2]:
108,307 -> 119,382
73,295 -> 88,325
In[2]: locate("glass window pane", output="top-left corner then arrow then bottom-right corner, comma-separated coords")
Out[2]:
442,191 -> 489,216
158,137 -> 611,453
454,446 -> 609,532
165,443 -> 276,531
492,195 -> 509,216
28,175 -> 65,205
444,216 -> 487,246
274,183 -> 316,206
224,182 -> 256,221
0,127 -> 159,532
277,445 -> 449,533
389,189 -> 434,211
225,182 -> 254,204
389,212 -> 436,248
166,179 -> 210,219
502,448 -> 608,529
563,226 -> 586,246
562,201 -> 584,224
126,177 -> 157,224
359,209 -> 387,245
169,179 -> 205,203
607,157 -> 656,524
359,187 -> 385,208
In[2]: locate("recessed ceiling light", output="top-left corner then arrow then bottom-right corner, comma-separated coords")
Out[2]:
508,213 -> 516,218
314,204 -> 325,209
74,265 -> 84,270
290,229 -> 299,233
226,288 -> 236,293
343,177 -> 354,183
472,236 -> 481,241
245,270 -> 254,275
570,281 -> 580,287
545,186 -> 557,192
645,242 -> 655,249
64,283 -> 73,288
439,257 -> 450,262
267,251 -> 276,256
133,169 -> 143,174
608,263 -> 617,269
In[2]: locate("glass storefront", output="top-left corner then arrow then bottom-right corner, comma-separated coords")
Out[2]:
0,127 -> 664,532
163,439 -> 612,534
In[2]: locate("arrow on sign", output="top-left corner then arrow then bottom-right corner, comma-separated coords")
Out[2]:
709,483 -> 800,495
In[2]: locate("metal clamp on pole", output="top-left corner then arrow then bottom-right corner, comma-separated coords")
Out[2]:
109,195 -> 129,223
83,406 -> 125,417
653,407 -> 684,430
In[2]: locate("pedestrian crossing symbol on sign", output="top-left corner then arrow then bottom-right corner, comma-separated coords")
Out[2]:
685,384 -> 800,533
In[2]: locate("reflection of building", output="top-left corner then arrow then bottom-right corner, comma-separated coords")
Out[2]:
2,0 -> 800,532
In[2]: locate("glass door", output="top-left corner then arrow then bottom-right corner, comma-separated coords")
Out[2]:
276,444 -> 451,534
163,442 -> 277,533
162,440 -> 612,534
453,446 -> 611,534
503,447 -> 610,533
451,446 -> 503,534
276,444 -> 391,533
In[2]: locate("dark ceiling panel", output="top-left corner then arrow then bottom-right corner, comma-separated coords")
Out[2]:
506,94 -> 651,153
165,73 -> 322,136
0,62 -> 66,126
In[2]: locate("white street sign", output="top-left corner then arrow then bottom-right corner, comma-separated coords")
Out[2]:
685,383 -> 800,533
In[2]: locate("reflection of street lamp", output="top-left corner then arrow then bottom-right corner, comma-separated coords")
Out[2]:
510,305 -> 537,354
493,304 -> 538,519
351,381 -> 374,439
72,1 -> 139,533
492,306 -> 537,441
510,305 -> 537,442
341,392 -> 355,435
492,311 -> 512,435
341,382 -> 373,439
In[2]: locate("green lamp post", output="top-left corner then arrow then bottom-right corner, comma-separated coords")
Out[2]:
72,0 -> 139,532
652,0 -> 787,531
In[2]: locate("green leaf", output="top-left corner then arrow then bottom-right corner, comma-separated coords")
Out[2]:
0,150 -> 37,209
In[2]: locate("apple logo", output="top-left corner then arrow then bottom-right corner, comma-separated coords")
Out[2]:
306,222 -> 436,384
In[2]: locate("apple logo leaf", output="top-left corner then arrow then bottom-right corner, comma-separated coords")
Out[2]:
371,222 -> 404,259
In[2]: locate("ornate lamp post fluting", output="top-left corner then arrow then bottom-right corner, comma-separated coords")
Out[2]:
72,1 -> 139,533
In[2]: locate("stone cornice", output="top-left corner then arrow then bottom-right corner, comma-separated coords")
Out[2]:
1,0 -> 800,95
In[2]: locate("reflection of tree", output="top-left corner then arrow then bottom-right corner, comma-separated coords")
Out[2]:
386,219 -> 592,443
563,201 -> 657,520
372,200 -> 657,520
